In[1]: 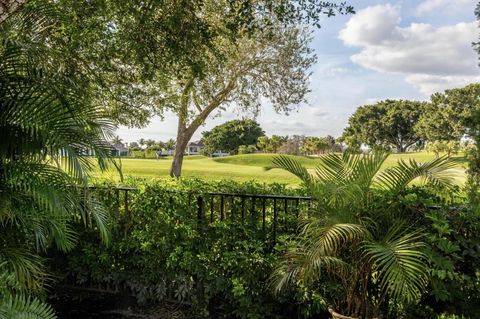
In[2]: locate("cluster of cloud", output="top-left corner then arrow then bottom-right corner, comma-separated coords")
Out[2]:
339,3 -> 480,95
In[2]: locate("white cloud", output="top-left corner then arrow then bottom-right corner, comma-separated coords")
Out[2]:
339,4 -> 401,47
416,0 -> 477,16
339,4 -> 480,95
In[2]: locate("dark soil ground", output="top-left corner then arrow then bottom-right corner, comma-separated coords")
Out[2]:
50,287 -> 192,319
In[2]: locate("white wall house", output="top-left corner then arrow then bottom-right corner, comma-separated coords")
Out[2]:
186,140 -> 205,155
111,143 -> 129,157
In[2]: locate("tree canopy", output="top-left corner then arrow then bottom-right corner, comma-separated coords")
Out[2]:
342,100 -> 427,152
202,119 -> 264,154
416,83 -> 480,141
33,0 -> 352,177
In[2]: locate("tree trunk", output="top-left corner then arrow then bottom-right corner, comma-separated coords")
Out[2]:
0,0 -> 26,23
169,77 -> 236,177
170,140 -> 187,178
170,116 -> 192,178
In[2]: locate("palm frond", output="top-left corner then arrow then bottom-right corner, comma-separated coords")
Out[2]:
266,155 -> 315,187
0,248 -> 45,290
303,222 -> 366,256
363,225 -> 428,302
272,246 -> 350,294
0,294 -> 56,319
376,156 -> 457,193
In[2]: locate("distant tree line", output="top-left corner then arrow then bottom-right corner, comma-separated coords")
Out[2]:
199,119 -> 343,156
341,83 -> 480,154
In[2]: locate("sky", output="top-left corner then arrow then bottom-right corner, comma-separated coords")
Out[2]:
116,0 -> 480,144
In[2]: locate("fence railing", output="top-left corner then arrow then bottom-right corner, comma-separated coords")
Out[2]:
82,186 -> 312,244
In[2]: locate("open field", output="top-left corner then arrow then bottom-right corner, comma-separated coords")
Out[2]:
98,152 -> 468,186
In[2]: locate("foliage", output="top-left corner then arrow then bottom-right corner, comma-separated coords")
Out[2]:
342,100 -> 428,152
237,145 -> 257,155
422,209 -> 480,317
427,141 -> 460,158
46,176 -> 480,318
202,119 -> 264,154
417,84 -> 480,142
300,137 -> 330,155
0,2 -> 114,316
268,152 -> 457,318
47,178 -> 328,318
45,0 -> 353,128
258,135 -> 289,153
46,0 -> 351,177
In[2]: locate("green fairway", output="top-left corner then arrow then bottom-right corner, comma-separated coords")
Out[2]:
98,152 -> 468,186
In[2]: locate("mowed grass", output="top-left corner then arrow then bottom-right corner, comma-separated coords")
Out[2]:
98,152 -> 468,186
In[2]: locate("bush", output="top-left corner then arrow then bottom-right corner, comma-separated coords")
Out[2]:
47,179 -> 480,318
48,179 -> 323,318
237,145 -> 257,154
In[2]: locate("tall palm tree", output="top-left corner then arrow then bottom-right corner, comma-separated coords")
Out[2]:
0,2 -> 115,317
269,152 -> 456,318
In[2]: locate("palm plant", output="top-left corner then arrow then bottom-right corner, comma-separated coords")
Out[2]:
0,2 -> 115,317
269,152 -> 457,318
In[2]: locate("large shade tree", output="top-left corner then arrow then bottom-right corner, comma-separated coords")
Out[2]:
41,0 -> 352,177
342,100 -> 427,152
416,83 -> 480,142
165,25 -> 316,176
202,119 -> 264,154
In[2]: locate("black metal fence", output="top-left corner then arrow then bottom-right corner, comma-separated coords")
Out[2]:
83,186 -> 312,243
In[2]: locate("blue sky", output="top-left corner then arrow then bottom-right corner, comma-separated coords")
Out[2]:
117,0 -> 480,143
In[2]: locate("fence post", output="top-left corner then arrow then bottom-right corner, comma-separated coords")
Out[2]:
196,195 -> 205,304
273,198 -> 277,245
197,195 -> 204,226
220,196 -> 224,221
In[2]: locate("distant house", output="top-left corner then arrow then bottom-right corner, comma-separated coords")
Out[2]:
186,140 -> 205,155
59,142 -> 129,157
111,143 -> 129,157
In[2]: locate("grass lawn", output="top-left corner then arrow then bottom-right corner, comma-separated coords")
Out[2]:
98,152 -> 468,186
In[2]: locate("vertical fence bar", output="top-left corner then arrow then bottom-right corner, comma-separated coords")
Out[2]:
262,198 -> 266,232
197,195 -> 204,226
115,188 -> 120,215
273,198 -> 277,244
241,196 -> 245,223
195,195 -> 205,304
124,189 -> 129,215
284,198 -> 288,228
250,197 -> 256,227
220,196 -> 225,221
210,195 -> 214,223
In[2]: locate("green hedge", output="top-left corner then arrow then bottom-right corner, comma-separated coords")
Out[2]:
48,179 -> 480,318
48,179 -> 324,318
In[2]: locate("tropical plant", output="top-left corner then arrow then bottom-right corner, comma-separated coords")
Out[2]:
0,2 -> 114,316
269,152 -> 456,318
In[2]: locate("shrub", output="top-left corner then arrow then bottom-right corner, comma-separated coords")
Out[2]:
48,179 -> 323,318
